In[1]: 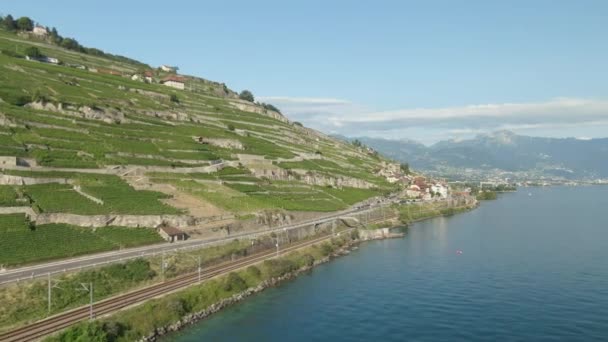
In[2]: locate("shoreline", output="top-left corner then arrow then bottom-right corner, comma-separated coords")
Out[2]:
140,242 -> 357,342
43,203 -> 478,341
141,204 -> 478,341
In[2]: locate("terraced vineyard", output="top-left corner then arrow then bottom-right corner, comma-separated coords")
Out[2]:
0,214 -> 162,266
0,21 -> 402,264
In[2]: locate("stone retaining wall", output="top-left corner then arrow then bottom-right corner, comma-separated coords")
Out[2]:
0,174 -> 69,185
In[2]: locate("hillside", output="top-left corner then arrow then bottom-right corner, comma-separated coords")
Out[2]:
0,19 -> 399,266
357,131 -> 608,180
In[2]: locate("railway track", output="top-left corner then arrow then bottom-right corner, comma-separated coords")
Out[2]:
0,231 -> 348,342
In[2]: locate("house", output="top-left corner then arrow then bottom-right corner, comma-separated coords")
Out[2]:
144,70 -> 154,83
160,65 -> 177,72
32,26 -> 49,37
405,184 -> 421,198
161,75 -> 186,90
131,74 -> 143,82
158,226 -> 188,243
430,183 -> 449,198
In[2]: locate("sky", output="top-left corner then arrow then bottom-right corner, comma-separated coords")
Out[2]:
2,0 -> 607,144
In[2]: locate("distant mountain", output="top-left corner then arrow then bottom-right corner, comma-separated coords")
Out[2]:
356,131 -> 608,179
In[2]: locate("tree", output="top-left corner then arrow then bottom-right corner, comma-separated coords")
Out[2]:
227,124 -> 236,131
400,163 -> 410,174
50,27 -> 62,44
24,46 -> 41,58
1,14 -> 16,31
16,16 -> 33,31
60,38 -> 81,51
261,102 -> 281,113
170,94 -> 179,103
239,90 -> 254,102
352,139 -> 362,147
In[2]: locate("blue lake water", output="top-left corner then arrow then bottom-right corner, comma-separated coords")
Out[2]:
165,186 -> 608,341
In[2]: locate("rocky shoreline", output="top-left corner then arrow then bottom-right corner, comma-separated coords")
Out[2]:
135,205 -> 479,341
138,242 -> 357,342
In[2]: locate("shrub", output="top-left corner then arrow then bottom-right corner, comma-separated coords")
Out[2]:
298,254 -> 315,268
170,94 -> 179,103
246,265 -> 261,279
16,17 -> 33,31
166,298 -> 188,317
24,46 -> 41,58
261,103 -> 281,113
319,242 -> 334,257
102,321 -> 126,342
227,124 -> 235,131
262,259 -> 297,278
51,321 -> 108,342
223,272 -> 247,292
238,90 -> 254,102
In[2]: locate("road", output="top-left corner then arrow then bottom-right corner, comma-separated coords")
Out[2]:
0,205 -> 386,285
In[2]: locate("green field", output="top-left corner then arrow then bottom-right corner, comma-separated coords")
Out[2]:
0,185 -> 19,206
0,214 -> 163,266
14,173 -> 182,215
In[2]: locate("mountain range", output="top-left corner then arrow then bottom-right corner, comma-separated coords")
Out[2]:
354,131 -> 608,180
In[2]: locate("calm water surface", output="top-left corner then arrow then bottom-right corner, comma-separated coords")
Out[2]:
166,186 -> 608,341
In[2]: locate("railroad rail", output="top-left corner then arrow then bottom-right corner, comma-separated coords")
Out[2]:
0,231 -> 352,342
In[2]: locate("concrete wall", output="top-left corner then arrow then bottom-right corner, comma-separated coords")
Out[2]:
0,156 -> 17,167
0,175 -> 69,185
33,213 -> 235,229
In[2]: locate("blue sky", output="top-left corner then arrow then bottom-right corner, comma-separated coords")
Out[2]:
2,0 -> 608,144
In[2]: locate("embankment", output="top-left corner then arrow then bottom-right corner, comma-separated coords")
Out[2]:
44,202 -> 478,341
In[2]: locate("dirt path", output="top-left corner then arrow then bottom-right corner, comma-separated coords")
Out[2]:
123,174 -> 225,218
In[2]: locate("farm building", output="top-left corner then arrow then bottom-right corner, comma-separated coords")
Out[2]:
158,226 -> 188,242
160,65 -> 177,72
161,75 -> 186,90
32,26 -> 49,37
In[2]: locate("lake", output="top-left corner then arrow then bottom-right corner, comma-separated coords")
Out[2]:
165,186 -> 608,341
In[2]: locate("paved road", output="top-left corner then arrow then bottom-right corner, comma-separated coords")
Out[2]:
0,205 -> 386,285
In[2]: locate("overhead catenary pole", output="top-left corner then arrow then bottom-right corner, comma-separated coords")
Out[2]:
161,251 -> 165,281
198,255 -> 202,284
47,273 -> 51,315
89,282 -> 94,320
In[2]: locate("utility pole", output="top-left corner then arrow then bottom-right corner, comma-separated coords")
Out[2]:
161,251 -> 166,281
89,282 -> 94,320
47,273 -> 61,315
197,255 -> 202,284
79,282 -> 94,320
47,273 -> 51,315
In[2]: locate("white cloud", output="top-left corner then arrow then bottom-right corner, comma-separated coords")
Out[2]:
257,96 -> 351,105
258,96 -> 608,144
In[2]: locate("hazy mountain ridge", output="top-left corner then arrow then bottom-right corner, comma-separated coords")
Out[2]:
356,131 -> 608,179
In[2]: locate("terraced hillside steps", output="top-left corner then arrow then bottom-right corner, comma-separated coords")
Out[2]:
0,21 -> 402,269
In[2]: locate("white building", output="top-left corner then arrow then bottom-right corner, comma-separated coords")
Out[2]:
160,65 -> 177,72
32,26 -> 48,37
430,183 -> 449,198
161,75 -> 185,90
